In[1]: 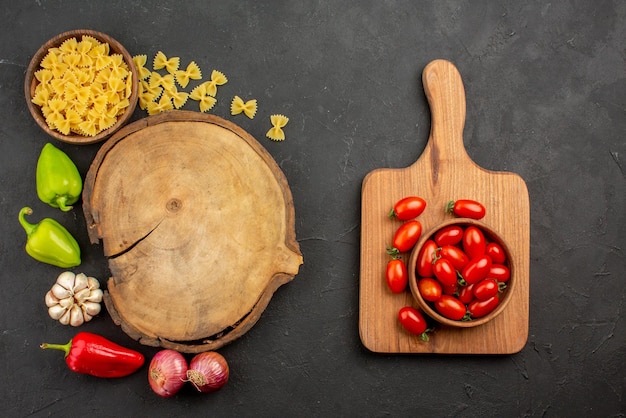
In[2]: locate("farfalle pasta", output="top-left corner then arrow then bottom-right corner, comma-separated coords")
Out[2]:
153,51 -> 180,74
163,86 -> 189,109
149,71 -> 176,93
137,50 -> 228,115
231,96 -> 257,119
132,54 -> 152,80
205,70 -> 228,96
175,61 -> 202,88
189,82 -> 217,112
266,114 -> 289,141
146,94 -> 174,115
30,35 -> 133,136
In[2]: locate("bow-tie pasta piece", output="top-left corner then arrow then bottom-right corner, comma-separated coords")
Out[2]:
132,54 -> 152,80
153,51 -> 180,74
163,86 -> 189,109
205,70 -> 228,97
266,114 -> 289,141
189,82 -> 217,113
146,94 -> 174,115
231,96 -> 258,119
175,61 -> 202,88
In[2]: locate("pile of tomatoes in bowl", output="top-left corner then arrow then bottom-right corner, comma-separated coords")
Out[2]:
408,219 -> 514,328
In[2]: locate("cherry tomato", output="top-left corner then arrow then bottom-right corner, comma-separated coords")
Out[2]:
486,242 -> 507,264
391,220 -> 422,253
398,306 -> 430,341
389,196 -> 426,221
433,257 -> 457,287
416,240 -> 438,278
473,278 -> 499,301
446,199 -> 486,220
461,255 -> 493,285
468,295 -> 499,318
434,225 -> 464,246
440,245 -> 469,270
417,278 -> 442,302
487,264 -> 511,282
462,226 -> 486,259
442,282 -> 459,295
458,283 -> 475,304
386,259 -> 408,293
434,295 -> 467,321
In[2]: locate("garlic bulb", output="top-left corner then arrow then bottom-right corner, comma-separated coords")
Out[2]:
45,272 -> 104,326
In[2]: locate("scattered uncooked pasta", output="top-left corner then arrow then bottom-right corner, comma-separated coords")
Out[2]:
136,51 -> 228,115
31,35 -> 133,136
266,114 -> 289,141
153,51 -> 180,74
189,82 -> 217,112
231,96 -> 257,119
134,51 -> 286,142
149,71 -> 175,93
146,94 -> 174,115
205,70 -> 228,96
132,55 -> 152,80
175,61 -> 202,88
164,86 -> 189,109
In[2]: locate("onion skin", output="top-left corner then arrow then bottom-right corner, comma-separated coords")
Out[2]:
148,350 -> 188,398
187,351 -> 229,393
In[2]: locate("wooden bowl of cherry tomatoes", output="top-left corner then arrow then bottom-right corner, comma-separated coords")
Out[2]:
408,218 -> 515,328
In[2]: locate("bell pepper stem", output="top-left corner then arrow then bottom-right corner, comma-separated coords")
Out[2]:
40,339 -> 72,358
18,207 -> 36,236
56,196 -> 72,212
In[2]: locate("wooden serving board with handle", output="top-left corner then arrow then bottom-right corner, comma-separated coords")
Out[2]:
359,59 -> 530,354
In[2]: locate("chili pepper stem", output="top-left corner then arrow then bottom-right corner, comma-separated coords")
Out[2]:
40,340 -> 72,358
18,207 -> 36,235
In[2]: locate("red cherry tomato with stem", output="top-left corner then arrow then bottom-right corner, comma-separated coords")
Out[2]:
468,295 -> 500,318
416,240 -> 438,278
417,278 -> 442,302
487,264 -> 511,282
472,278 -> 499,301
398,306 -> 431,341
434,295 -> 467,321
390,220 -> 422,253
385,259 -> 408,294
433,257 -> 458,287
486,242 -> 507,264
446,199 -> 486,220
389,196 -> 426,221
439,245 -> 469,270
462,226 -> 486,259
434,225 -> 464,246
461,255 -> 493,285
458,283 -> 475,304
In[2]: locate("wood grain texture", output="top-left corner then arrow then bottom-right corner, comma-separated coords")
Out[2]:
359,60 -> 530,354
83,111 -> 303,353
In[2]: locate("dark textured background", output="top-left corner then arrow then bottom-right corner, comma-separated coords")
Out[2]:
1,1 -> 624,417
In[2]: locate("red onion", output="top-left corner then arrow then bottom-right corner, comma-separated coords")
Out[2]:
148,349 -> 188,398
187,351 -> 229,392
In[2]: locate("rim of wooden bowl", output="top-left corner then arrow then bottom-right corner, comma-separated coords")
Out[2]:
24,29 -> 138,145
408,218 -> 516,328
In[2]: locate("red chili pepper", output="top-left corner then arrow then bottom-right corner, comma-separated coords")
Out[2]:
40,332 -> 145,378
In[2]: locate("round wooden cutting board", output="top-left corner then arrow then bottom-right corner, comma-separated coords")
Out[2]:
83,111 -> 303,353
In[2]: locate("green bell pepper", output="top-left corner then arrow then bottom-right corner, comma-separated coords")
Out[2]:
36,143 -> 83,212
18,207 -> 81,268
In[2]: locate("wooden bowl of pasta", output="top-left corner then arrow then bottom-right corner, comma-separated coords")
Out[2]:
25,29 -> 139,145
